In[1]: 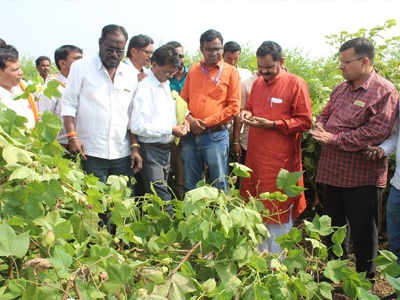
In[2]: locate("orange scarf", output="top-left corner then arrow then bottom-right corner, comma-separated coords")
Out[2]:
19,81 -> 38,123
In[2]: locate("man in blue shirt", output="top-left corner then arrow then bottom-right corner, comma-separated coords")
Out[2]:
167,41 -> 188,93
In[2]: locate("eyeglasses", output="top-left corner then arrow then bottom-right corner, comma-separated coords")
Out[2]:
140,49 -> 153,56
204,47 -> 223,53
339,56 -> 363,66
104,47 -> 124,56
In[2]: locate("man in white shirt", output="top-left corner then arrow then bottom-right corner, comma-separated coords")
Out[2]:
0,45 -> 36,128
130,44 -> 189,203
37,45 -> 83,147
124,34 -> 154,82
62,24 -> 142,184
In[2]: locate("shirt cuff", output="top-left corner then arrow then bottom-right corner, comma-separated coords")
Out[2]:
61,105 -> 77,117
274,120 -> 284,130
203,117 -> 216,128
380,143 -> 391,156
328,133 -> 339,145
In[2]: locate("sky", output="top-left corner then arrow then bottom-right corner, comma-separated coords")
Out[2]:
1,0 -> 399,60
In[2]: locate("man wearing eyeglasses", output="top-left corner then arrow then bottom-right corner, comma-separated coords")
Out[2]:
62,24 -> 142,185
180,29 -> 240,192
130,44 -> 189,207
311,37 -> 399,281
124,34 -> 154,82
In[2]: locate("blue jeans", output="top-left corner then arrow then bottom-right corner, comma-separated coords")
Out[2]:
181,130 -> 229,192
387,186 -> 400,264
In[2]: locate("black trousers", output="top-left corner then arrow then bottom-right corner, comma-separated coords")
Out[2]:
324,185 -> 381,278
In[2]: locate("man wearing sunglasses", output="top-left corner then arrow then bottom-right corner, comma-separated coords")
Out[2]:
311,37 -> 399,282
124,34 -> 154,82
62,24 -> 142,185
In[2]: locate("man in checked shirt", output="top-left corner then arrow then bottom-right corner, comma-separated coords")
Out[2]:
311,37 -> 399,281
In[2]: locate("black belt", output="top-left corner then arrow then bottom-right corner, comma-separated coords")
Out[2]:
205,124 -> 227,133
141,142 -> 172,150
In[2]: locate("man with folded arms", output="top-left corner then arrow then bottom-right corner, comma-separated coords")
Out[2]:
130,44 -> 188,203
180,29 -> 240,192
62,24 -> 142,184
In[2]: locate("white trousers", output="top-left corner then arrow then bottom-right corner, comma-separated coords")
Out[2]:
258,208 -> 293,254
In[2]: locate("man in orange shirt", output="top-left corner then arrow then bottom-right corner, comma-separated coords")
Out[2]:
180,29 -> 240,192
240,41 -> 312,253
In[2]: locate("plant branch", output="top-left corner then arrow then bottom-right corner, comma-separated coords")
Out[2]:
169,241 -> 201,277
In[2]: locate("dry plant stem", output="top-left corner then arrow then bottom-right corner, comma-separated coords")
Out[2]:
8,258 -> 13,279
11,257 -> 19,278
24,279 -> 65,292
169,241 -> 201,277
62,274 -> 76,300
73,279 -> 83,300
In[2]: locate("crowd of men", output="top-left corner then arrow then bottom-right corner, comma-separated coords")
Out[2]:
0,24 -> 399,295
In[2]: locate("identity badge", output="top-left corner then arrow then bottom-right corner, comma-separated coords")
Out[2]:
270,97 -> 283,107
353,99 -> 365,107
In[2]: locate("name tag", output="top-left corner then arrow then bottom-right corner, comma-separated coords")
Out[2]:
353,99 -> 365,107
124,88 -> 132,93
271,97 -> 283,104
270,97 -> 282,108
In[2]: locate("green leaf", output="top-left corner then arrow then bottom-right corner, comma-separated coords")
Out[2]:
3,145 -> 33,165
276,168 -> 304,197
332,243 -> 343,257
141,268 -> 165,284
255,223 -> 270,237
230,207 -> 246,227
229,162 -> 252,178
87,188 -> 104,213
0,224 -> 29,258
170,273 -> 196,293
107,264 -> 132,285
331,225 -> 347,244
9,166 -> 39,181
201,278 -> 216,293
306,238 -> 326,249
305,215 -> 334,236
356,288 -> 380,300
215,263 -> 242,292
284,249 -> 307,274
220,212 -> 232,235
318,281 -> 333,299
323,259 -> 349,283
52,246 -> 73,268
249,255 -> 268,272
386,274 -> 400,291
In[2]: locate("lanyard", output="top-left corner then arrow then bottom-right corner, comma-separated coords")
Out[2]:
201,62 -> 224,85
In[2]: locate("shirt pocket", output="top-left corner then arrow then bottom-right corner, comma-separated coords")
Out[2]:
345,103 -> 369,127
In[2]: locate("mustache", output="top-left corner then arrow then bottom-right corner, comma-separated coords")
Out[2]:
259,72 -> 271,76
